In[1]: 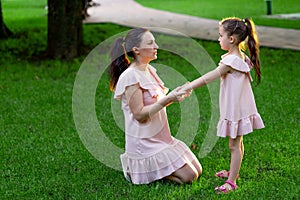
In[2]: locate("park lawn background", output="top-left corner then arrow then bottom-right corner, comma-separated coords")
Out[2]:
1,0 -> 299,199
137,0 -> 300,29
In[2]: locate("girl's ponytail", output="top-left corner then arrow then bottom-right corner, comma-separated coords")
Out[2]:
109,37 -> 130,91
220,17 -> 262,85
244,18 -> 261,85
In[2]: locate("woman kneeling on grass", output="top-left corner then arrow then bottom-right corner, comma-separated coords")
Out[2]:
109,28 -> 202,185
180,17 -> 265,193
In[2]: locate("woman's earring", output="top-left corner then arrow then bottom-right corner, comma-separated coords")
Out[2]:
230,36 -> 234,44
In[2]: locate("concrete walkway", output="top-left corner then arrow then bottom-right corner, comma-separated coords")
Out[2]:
85,0 -> 300,51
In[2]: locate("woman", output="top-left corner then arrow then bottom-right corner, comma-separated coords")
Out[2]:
109,28 -> 202,184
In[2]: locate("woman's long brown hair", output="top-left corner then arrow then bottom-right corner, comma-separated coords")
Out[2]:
109,28 -> 149,91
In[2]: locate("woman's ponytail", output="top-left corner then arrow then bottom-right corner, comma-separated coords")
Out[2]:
244,18 -> 261,85
109,37 -> 130,91
108,28 -> 149,91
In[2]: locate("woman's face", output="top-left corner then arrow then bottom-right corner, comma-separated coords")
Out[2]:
136,31 -> 159,62
218,25 -> 231,51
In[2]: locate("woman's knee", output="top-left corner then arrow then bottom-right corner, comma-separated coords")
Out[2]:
195,161 -> 203,176
184,170 -> 198,183
178,165 -> 199,183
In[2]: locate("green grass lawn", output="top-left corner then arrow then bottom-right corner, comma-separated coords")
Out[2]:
1,0 -> 299,199
137,0 -> 300,29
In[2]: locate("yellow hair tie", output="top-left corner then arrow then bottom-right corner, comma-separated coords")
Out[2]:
121,41 -> 128,58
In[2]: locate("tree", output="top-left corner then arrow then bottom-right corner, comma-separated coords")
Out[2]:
0,0 -> 13,39
46,0 -> 83,59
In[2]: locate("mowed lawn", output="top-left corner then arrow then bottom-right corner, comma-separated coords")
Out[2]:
1,0 -> 299,199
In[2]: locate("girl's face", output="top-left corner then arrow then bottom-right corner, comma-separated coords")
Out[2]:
218,25 -> 231,51
136,31 -> 159,62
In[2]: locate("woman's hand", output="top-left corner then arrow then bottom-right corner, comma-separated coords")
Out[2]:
178,82 -> 193,97
167,85 -> 190,102
167,86 -> 187,102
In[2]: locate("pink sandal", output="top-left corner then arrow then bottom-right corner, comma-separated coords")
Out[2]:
215,170 -> 240,179
215,170 -> 230,178
215,180 -> 238,194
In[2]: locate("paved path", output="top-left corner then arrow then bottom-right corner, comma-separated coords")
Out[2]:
85,0 -> 300,51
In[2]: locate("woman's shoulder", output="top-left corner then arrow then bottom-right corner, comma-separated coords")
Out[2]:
114,65 -> 161,99
148,64 -> 157,72
114,68 -> 140,99
119,67 -> 135,79
118,67 -> 145,83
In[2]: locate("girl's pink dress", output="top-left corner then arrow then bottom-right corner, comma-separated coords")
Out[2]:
217,54 -> 265,138
114,65 -> 199,184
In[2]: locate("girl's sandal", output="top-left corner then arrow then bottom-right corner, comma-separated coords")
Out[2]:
215,170 -> 240,179
215,180 -> 238,194
215,170 -> 230,178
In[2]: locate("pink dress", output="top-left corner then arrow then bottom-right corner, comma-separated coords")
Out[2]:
217,53 -> 265,138
114,65 -> 199,184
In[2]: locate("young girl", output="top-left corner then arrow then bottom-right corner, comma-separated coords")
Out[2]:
109,28 -> 202,185
180,17 -> 265,193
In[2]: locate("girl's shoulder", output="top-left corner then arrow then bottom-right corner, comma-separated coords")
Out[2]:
220,53 -> 251,72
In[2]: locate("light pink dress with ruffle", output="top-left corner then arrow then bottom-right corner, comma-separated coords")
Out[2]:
217,53 -> 265,138
114,65 -> 199,184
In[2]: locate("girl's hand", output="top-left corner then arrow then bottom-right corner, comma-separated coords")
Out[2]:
179,82 -> 193,97
167,86 -> 187,102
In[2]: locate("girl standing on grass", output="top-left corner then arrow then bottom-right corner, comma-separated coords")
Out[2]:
180,17 -> 265,193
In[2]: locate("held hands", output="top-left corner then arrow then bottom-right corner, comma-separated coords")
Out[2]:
167,83 -> 193,102
178,82 -> 193,97
148,83 -> 192,118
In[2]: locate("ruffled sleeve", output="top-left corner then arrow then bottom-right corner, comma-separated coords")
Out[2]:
114,66 -> 167,100
220,54 -> 251,72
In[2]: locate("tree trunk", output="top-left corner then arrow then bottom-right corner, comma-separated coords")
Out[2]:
0,0 -> 13,39
46,0 -> 83,59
